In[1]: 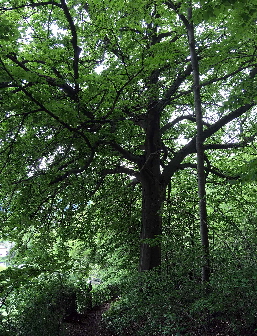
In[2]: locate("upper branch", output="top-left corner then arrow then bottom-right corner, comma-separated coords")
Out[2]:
158,63 -> 192,111
107,141 -> 142,165
103,67 -> 144,120
102,166 -> 138,178
49,151 -> 95,185
22,87 -> 94,149
0,1 -> 61,11
161,115 -> 210,134
164,1 -> 189,28
6,54 -> 77,99
179,163 -> 239,180
60,0 -> 80,89
201,64 -> 257,88
202,103 -> 255,141
204,135 -> 256,150
88,165 -> 140,199
166,64 -> 257,104
162,102 -> 255,185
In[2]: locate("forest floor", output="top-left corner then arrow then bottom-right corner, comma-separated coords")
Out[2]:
63,302 -> 113,336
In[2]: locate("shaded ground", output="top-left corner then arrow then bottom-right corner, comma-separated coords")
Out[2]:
63,303 -> 112,336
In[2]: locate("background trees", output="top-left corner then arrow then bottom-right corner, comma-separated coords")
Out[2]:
1,0 -> 257,335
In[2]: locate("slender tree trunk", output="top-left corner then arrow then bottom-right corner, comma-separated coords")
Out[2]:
187,5 -> 210,282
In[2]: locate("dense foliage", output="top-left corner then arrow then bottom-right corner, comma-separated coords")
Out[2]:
1,0 -> 257,335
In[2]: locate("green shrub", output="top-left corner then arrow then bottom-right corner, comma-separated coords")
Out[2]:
103,268 -> 203,335
0,272 -> 92,336
102,264 -> 257,336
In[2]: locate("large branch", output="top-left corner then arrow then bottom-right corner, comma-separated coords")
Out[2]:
166,65 -> 256,104
6,54 -> 95,119
102,166 -> 138,177
202,103 -> 255,140
179,163 -> 240,180
60,0 -> 80,89
107,141 -> 142,165
161,115 -> 210,134
49,151 -> 95,185
2,56 -> 94,149
162,102 -> 255,185
23,88 -> 94,149
157,63 -> 192,111
165,1 -> 189,28
88,165 -> 140,199
204,135 -> 256,150
6,54 -> 77,98
0,82 -> 16,88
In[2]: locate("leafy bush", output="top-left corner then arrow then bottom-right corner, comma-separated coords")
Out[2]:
91,268 -> 128,307
102,263 -> 257,336
103,268 -> 203,335
0,272 -> 92,336
206,263 -> 257,335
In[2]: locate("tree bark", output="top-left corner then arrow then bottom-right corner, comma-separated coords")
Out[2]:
139,96 -> 163,271
139,170 -> 163,271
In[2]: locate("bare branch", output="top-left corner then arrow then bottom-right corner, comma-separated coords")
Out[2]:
157,63 -> 192,111
103,67 -> 144,120
162,102 -> 255,185
2,56 -> 92,148
155,31 -> 177,43
49,151 -> 95,185
5,54 -> 94,119
179,163 -> 239,180
102,166 -> 138,177
203,103 -> 255,140
0,1 -> 61,11
6,54 -> 77,99
24,88 -> 94,149
60,0 -> 80,90
161,115 -> 210,134
204,136 -> 256,150
250,66 -> 257,78
88,166 -> 140,198
201,64 -> 257,88
0,82 -> 15,88
107,141 -> 142,165
165,1 -> 189,28
166,64 -> 257,104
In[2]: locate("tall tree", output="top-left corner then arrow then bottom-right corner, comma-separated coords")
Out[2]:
0,0 -> 257,273
186,2 -> 210,282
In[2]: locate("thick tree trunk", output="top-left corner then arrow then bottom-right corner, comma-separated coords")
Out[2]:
139,171 -> 163,271
139,97 -> 163,271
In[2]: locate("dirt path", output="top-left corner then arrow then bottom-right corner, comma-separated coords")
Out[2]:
63,303 -> 113,336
